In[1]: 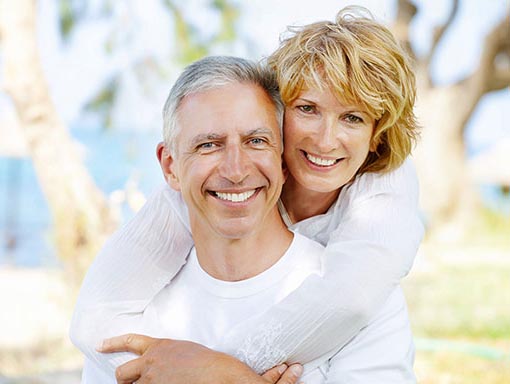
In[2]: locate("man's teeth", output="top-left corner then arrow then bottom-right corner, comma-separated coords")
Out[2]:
306,153 -> 337,166
215,190 -> 256,202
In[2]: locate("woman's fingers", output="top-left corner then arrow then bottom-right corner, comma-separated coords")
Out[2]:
262,363 -> 303,384
114,357 -> 143,384
97,333 -> 162,355
276,364 -> 303,384
261,364 -> 288,383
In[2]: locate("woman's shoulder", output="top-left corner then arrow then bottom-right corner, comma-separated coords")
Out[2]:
142,183 -> 191,230
346,157 -> 419,199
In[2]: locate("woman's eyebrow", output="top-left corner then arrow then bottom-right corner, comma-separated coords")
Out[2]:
293,97 -> 316,104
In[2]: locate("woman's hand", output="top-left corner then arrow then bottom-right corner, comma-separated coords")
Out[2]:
98,334 -> 303,384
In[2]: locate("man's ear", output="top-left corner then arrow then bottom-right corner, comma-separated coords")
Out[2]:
156,142 -> 181,191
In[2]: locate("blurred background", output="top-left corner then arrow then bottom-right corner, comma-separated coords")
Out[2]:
0,0 -> 508,383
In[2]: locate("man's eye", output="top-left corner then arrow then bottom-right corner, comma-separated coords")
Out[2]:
198,142 -> 217,150
297,105 -> 315,113
249,138 -> 265,145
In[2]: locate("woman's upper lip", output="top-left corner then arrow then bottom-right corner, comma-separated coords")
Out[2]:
301,150 -> 343,161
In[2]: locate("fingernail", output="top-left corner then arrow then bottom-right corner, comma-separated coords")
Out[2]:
95,339 -> 108,352
278,364 -> 288,374
95,340 -> 104,352
291,365 -> 303,376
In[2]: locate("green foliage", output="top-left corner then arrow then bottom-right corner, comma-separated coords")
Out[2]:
57,0 -> 113,41
84,76 -> 119,130
58,0 -> 75,39
162,0 -> 240,65
211,0 -> 240,43
57,1 -> 240,127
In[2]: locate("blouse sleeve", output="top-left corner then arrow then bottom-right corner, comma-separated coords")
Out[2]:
69,184 -> 194,375
218,158 -> 424,374
324,287 -> 416,383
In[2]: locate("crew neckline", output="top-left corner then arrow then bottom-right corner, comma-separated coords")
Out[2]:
188,233 -> 308,299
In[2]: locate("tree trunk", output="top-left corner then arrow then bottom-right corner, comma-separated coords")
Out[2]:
0,0 -> 116,280
396,0 -> 509,240
414,85 -> 481,239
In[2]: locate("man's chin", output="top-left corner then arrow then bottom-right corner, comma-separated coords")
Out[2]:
210,218 -> 259,240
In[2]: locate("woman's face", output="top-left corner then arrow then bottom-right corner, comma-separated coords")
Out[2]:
283,87 -> 375,194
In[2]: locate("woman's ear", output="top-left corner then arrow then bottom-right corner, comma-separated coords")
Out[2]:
282,156 -> 289,182
369,139 -> 378,153
369,131 -> 380,152
156,142 -> 181,191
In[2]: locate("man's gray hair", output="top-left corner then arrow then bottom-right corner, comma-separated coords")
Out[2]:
162,56 -> 284,151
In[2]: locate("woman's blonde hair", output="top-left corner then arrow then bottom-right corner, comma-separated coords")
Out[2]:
268,6 -> 419,174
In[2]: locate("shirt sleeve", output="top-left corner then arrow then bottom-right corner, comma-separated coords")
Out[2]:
69,184 -> 194,376
218,158 -> 424,373
324,287 -> 416,384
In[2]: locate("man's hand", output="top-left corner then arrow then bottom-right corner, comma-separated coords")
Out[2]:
98,333 -> 303,384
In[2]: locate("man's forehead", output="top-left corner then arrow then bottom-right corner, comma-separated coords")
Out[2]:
174,83 -> 281,145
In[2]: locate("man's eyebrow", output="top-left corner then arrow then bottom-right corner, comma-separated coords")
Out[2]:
190,133 -> 224,147
245,128 -> 276,138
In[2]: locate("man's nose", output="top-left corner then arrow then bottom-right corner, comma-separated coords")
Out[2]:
218,144 -> 250,184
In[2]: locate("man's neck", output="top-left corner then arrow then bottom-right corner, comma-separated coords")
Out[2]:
191,210 -> 293,282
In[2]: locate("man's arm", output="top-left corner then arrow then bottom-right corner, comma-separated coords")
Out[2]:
99,334 -> 303,384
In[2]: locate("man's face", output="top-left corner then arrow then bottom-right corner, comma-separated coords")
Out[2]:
159,82 -> 284,240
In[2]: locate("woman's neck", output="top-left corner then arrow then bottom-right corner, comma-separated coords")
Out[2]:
281,176 -> 341,224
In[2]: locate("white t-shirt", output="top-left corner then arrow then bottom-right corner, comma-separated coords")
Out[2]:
81,233 -> 416,383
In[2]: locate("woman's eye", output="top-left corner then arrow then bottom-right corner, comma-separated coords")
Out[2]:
344,114 -> 363,123
297,105 -> 315,114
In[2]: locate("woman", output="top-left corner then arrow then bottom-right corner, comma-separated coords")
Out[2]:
71,6 -> 422,382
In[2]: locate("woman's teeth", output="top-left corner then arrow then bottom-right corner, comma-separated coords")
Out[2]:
306,153 -> 338,166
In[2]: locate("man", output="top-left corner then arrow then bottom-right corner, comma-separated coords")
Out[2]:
71,56 -> 415,383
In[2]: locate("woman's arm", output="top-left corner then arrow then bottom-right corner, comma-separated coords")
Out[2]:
219,158 -> 424,373
69,184 -> 194,374
324,287 -> 416,383
99,334 -> 304,384
70,159 -> 423,376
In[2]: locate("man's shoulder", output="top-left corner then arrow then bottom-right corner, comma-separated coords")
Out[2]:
291,231 -> 325,252
287,232 -> 325,267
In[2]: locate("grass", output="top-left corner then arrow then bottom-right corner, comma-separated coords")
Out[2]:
414,350 -> 510,384
403,238 -> 510,383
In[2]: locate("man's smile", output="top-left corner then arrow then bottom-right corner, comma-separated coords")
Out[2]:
209,188 -> 260,203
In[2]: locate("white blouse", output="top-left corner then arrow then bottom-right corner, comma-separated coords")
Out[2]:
70,157 -> 423,375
